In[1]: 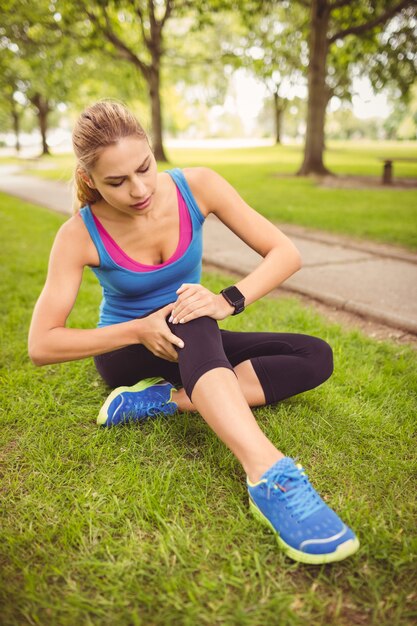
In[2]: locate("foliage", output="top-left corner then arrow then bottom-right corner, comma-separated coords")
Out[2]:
0,1 -> 89,152
164,9 -> 233,107
230,4 -> 307,142
324,1 -> 417,99
0,0 -> 416,155
0,47 -> 25,141
298,0 -> 416,174
57,0 -> 212,159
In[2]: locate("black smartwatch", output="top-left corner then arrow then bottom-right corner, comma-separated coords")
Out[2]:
220,286 -> 245,316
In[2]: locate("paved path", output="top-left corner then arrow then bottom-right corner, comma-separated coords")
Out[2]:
1,167 -> 416,335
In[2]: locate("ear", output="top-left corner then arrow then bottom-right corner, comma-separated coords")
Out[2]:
78,168 -> 96,189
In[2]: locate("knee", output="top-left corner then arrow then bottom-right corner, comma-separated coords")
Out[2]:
307,337 -> 334,386
167,315 -> 232,399
168,315 -> 219,342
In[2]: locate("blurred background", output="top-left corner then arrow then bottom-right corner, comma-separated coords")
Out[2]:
1,0 -> 416,166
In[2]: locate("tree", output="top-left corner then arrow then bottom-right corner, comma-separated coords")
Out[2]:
384,83 -> 417,139
60,0 -> 202,161
360,5 -> 417,102
0,49 -> 25,152
234,4 -> 306,144
0,2 -> 83,155
164,10 -> 233,101
1,0 -> 149,155
298,0 -> 417,175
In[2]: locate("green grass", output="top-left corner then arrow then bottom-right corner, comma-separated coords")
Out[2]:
7,140 -> 417,250
1,193 -> 417,625
0,155 -> 22,165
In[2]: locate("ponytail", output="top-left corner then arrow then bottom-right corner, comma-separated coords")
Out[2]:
72,168 -> 102,213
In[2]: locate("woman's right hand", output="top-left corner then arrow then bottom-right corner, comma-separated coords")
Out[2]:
137,303 -> 185,362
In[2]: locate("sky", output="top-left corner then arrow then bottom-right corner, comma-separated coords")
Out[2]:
2,68 -> 393,152
230,71 -> 391,132
350,77 -> 391,119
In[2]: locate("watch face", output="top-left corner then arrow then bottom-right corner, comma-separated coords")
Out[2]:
222,286 -> 245,314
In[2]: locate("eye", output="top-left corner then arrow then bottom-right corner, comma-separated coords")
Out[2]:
108,180 -> 124,187
137,164 -> 150,174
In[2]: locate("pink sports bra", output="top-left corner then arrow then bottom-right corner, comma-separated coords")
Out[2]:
90,186 -> 192,272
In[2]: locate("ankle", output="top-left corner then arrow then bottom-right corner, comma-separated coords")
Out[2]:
171,388 -> 194,412
245,452 -> 285,484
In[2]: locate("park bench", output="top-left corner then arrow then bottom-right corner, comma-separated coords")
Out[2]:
380,157 -> 417,184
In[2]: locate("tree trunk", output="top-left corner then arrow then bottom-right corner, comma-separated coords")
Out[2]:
31,93 -> 51,156
148,66 -> 168,162
273,92 -> 283,144
297,0 -> 332,175
38,106 -> 50,156
11,104 -> 20,153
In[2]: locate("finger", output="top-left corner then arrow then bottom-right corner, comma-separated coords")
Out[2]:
176,283 -> 196,295
159,302 -> 176,316
156,341 -> 179,362
171,294 -> 202,323
165,340 -> 180,361
175,293 -> 212,322
177,303 -> 208,324
167,331 -> 185,350
175,285 -> 206,304
170,293 -> 196,322
162,350 -> 179,362
157,351 -> 178,363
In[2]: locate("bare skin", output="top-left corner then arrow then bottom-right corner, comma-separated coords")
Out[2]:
173,361 -> 280,483
190,368 -> 284,482
172,360 -> 266,412
29,135 -> 302,484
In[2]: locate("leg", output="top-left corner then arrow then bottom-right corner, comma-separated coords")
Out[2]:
171,326 -> 331,479
234,360 -> 266,406
94,343 -> 183,389
170,323 -> 358,564
97,317 -> 358,563
94,319 -> 280,479
95,320 -> 331,472
167,316 -> 283,480
94,324 -> 333,418
190,367 -> 282,482
219,329 -> 334,406
172,359 -> 265,411
173,329 -> 333,411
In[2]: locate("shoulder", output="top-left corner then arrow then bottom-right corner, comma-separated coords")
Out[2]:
182,167 -> 229,217
56,213 -> 89,245
182,166 -> 222,190
52,213 -> 99,267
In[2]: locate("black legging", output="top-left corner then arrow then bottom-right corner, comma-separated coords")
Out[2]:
94,315 -> 333,405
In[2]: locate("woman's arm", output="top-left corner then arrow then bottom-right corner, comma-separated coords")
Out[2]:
28,218 -> 182,366
170,167 -> 302,324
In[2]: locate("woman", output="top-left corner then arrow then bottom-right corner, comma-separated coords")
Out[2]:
28,100 -> 359,565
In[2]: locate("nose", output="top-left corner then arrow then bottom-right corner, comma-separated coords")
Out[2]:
129,175 -> 147,198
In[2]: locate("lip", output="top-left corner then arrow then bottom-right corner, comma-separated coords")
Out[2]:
130,196 -> 152,210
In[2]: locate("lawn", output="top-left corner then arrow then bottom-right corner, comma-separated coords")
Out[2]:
0,194 -> 416,626
8,139 -> 417,251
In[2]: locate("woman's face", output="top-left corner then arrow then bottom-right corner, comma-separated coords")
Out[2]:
89,135 -> 158,216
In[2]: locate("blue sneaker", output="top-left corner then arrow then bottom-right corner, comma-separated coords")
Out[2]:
97,377 -> 177,427
247,457 -> 359,564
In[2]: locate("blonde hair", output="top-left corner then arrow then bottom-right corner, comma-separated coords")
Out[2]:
72,100 -> 148,212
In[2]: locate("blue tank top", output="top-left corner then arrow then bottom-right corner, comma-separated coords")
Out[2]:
79,168 -> 205,327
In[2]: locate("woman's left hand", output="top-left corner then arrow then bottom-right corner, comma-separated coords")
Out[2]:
170,283 -> 234,324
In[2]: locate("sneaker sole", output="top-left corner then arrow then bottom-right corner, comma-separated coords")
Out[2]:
249,497 -> 360,565
97,377 -> 167,426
